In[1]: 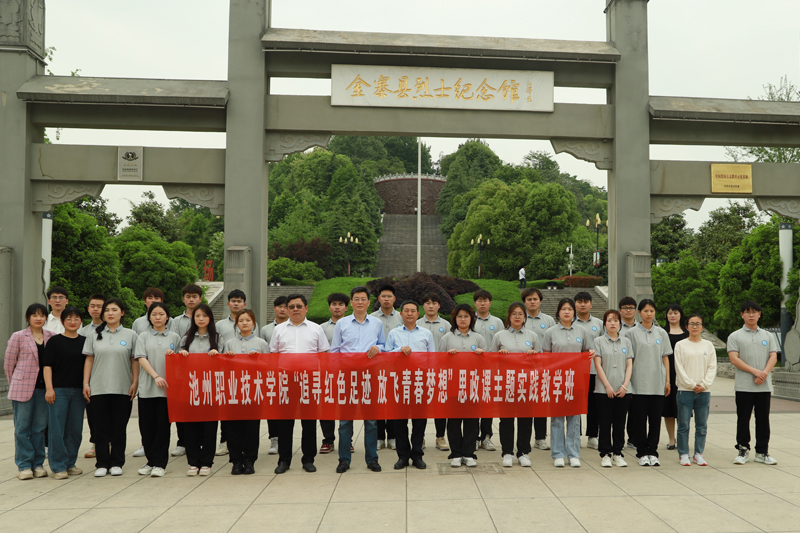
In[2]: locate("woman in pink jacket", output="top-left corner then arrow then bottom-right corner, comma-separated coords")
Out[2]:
4,303 -> 55,480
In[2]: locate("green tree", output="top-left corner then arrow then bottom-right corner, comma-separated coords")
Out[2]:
689,201 -> 763,265
270,198 -> 325,248
113,225 -> 198,314
652,256 -> 722,331
72,196 -> 122,236
127,191 -> 180,243
381,136 -> 434,174
267,257 -> 325,281
325,193 -> 380,277
208,231 -> 225,281
650,214 -> 695,265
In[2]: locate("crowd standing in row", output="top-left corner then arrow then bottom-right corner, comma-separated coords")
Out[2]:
4,282 -> 778,480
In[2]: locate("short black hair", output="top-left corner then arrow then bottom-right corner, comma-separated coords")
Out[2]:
473,289 -> 492,301
47,286 -> 68,299
350,286 -> 370,299
25,303 -> 48,323
618,296 -> 637,308
377,284 -> 396,296
421,292 -> 440,304
327,292 -> 350,306
574,291 -> 592,302
228,289 -> 246,302
60,306 -> 83,323
521,287 -> 543,301
182,284 -> 203,297
638,299 -> 656,312
142,287 -> 164,300
399,300 -> 419,312
88,294 -> 106,304
740,300 -> 762,313
286,293 -> 308,306
273,295 -> 288,307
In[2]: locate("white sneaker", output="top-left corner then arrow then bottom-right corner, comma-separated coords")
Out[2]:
613,455 -> 627,467
638,456 -> 651,466
170,446 -> 186,457
502,454 -> 514,467
534,439 -> 550,450
601,456 -> 612,468
150,467 -> 166,477
388,439 -> 397,450
109,467 -> 123,476
94,468 -> 108,478
133,446 -> 145,457
518,454 -> 532,467
587,438 -> 599,450
451,457 -> 462,467
268,437 -> 278,455
755,453 -> 778,465
553,457 -> 565,468
215,442 -> 228,456
693,453 -> 707,466
377,439 -> 385,450
465,457 -> 477,467
436,437 -> 449,451
137,464 -> 153,476
733,448 -> 749,464
569,457 -> 581,468
481,437 -> 496,451
680,454 -> 691,466
649,455 -> 661,467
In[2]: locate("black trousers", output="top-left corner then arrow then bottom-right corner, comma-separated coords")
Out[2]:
447,418 -> 479,459
534,417 -> 548,440
435,418 -> 447,438
499,417 -> 533,457
586,375 -> 598,438
227,419 -> 260,464
479,418 -> 493,439
377,419 -> 396,441
85,399 -> 97,444
267,419 -> 278,439
520,278 -> 526,289
596,393 -> 630,457
631,394 -> 664,458
277,419 -> 317,465
176,421 -> 186,447
138,397 -> 170,469
91,394 -> 133,469
320,420 -> 336,445
626,396 -> 636,445
736,391 -> 771,454
394,419 -> 426,460
185,421 -> 218,468
220,420 -> 229,444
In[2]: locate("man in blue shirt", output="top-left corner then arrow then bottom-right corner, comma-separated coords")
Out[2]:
386,300 -> 435,469
330,286 -> 386,473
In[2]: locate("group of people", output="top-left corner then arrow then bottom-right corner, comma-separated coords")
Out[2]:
4,281 -> 778,480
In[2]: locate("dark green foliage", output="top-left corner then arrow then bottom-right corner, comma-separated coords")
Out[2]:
651,214 -> 695,266
652,256 -> 722,332
72,196 -> 122,236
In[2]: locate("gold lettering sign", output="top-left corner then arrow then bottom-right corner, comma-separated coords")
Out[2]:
711,164 -> 752,194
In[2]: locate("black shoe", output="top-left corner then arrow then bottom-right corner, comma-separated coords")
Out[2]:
243,461 -> 255,475
367,460 -> 382,472
412,457 -> 427,470
231,462 -> 243,475
302,462 -> 316,473
393,459 -> 409,470
336,459 -> 350,473
274,461 -> 290,474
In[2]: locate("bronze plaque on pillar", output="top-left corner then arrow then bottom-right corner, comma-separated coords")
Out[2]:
711,164 -> 752,194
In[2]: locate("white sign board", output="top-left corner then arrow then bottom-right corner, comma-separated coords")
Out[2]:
331,65 -> 554,112
118,146 -> 143,181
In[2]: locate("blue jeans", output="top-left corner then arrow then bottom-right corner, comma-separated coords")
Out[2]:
338,419 -> 378,465
12,389 -> 48,471
677,391 -> 710,457
550,415 -> 581,460
47,388 -> 87,472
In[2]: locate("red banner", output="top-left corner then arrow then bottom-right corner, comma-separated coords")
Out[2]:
165,352 -> 591,422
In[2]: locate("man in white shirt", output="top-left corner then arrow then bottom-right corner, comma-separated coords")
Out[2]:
270,293 -> 330,474
519,266 -> 526,289
44,286 -> 69,334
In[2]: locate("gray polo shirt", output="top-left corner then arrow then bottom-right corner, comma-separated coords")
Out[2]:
525,311 -> 556,340
417,315 -> 449,348
727,325 -> 778,393
134,329 -> 181,398
223,333 -> 270,354
218,315 -> 259,346
541,323 -> 591,353
623,323 -> 671,395
320,318 -> 339,344
576,315 -> 604,374
593,334 -> 634,394
259,320 -> 283,346
132,315 -> 173,336
439,330 -> 487,352
371,308 -> 403,338
489,327 -> 542,353
473,313 -> 505,346
170,312 -> 194,339
180,332 -> 221,353
83,325 -> 138,396
79,322 -> 103,338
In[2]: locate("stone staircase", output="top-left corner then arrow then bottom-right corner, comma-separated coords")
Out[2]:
528,286 -> 608,320
373,214 -> 449,277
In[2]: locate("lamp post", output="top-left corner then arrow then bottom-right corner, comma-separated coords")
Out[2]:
339,233 -> 358,276
470,234 -> 490,279
585,214 -> 606,277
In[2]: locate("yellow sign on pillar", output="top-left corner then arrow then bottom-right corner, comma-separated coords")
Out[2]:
711,163 -> 752,194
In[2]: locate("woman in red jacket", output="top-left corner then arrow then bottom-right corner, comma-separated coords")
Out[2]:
4,303 -> 55,480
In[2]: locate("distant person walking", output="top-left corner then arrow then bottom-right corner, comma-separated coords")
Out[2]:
519,267 -> 526,289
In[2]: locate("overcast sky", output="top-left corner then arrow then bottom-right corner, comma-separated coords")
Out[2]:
44,0 -> 800,230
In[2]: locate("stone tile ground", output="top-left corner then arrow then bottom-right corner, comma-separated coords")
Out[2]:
2,377 -> 800,532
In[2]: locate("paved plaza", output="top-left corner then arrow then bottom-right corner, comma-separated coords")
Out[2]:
2,377 -> 800,532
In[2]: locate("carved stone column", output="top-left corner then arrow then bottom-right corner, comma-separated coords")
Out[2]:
265,132 -> 332,162
0,0 -> 45,59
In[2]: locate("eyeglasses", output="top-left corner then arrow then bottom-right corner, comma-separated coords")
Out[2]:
287,305 -> 305,310
687,322 -> 703,328
620,306 -> 635,311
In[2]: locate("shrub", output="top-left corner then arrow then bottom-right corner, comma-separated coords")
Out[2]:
267,257 -> 325,281
527,279 -> 565,290
558,275 -> 602,287
366,272 -> 480,315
